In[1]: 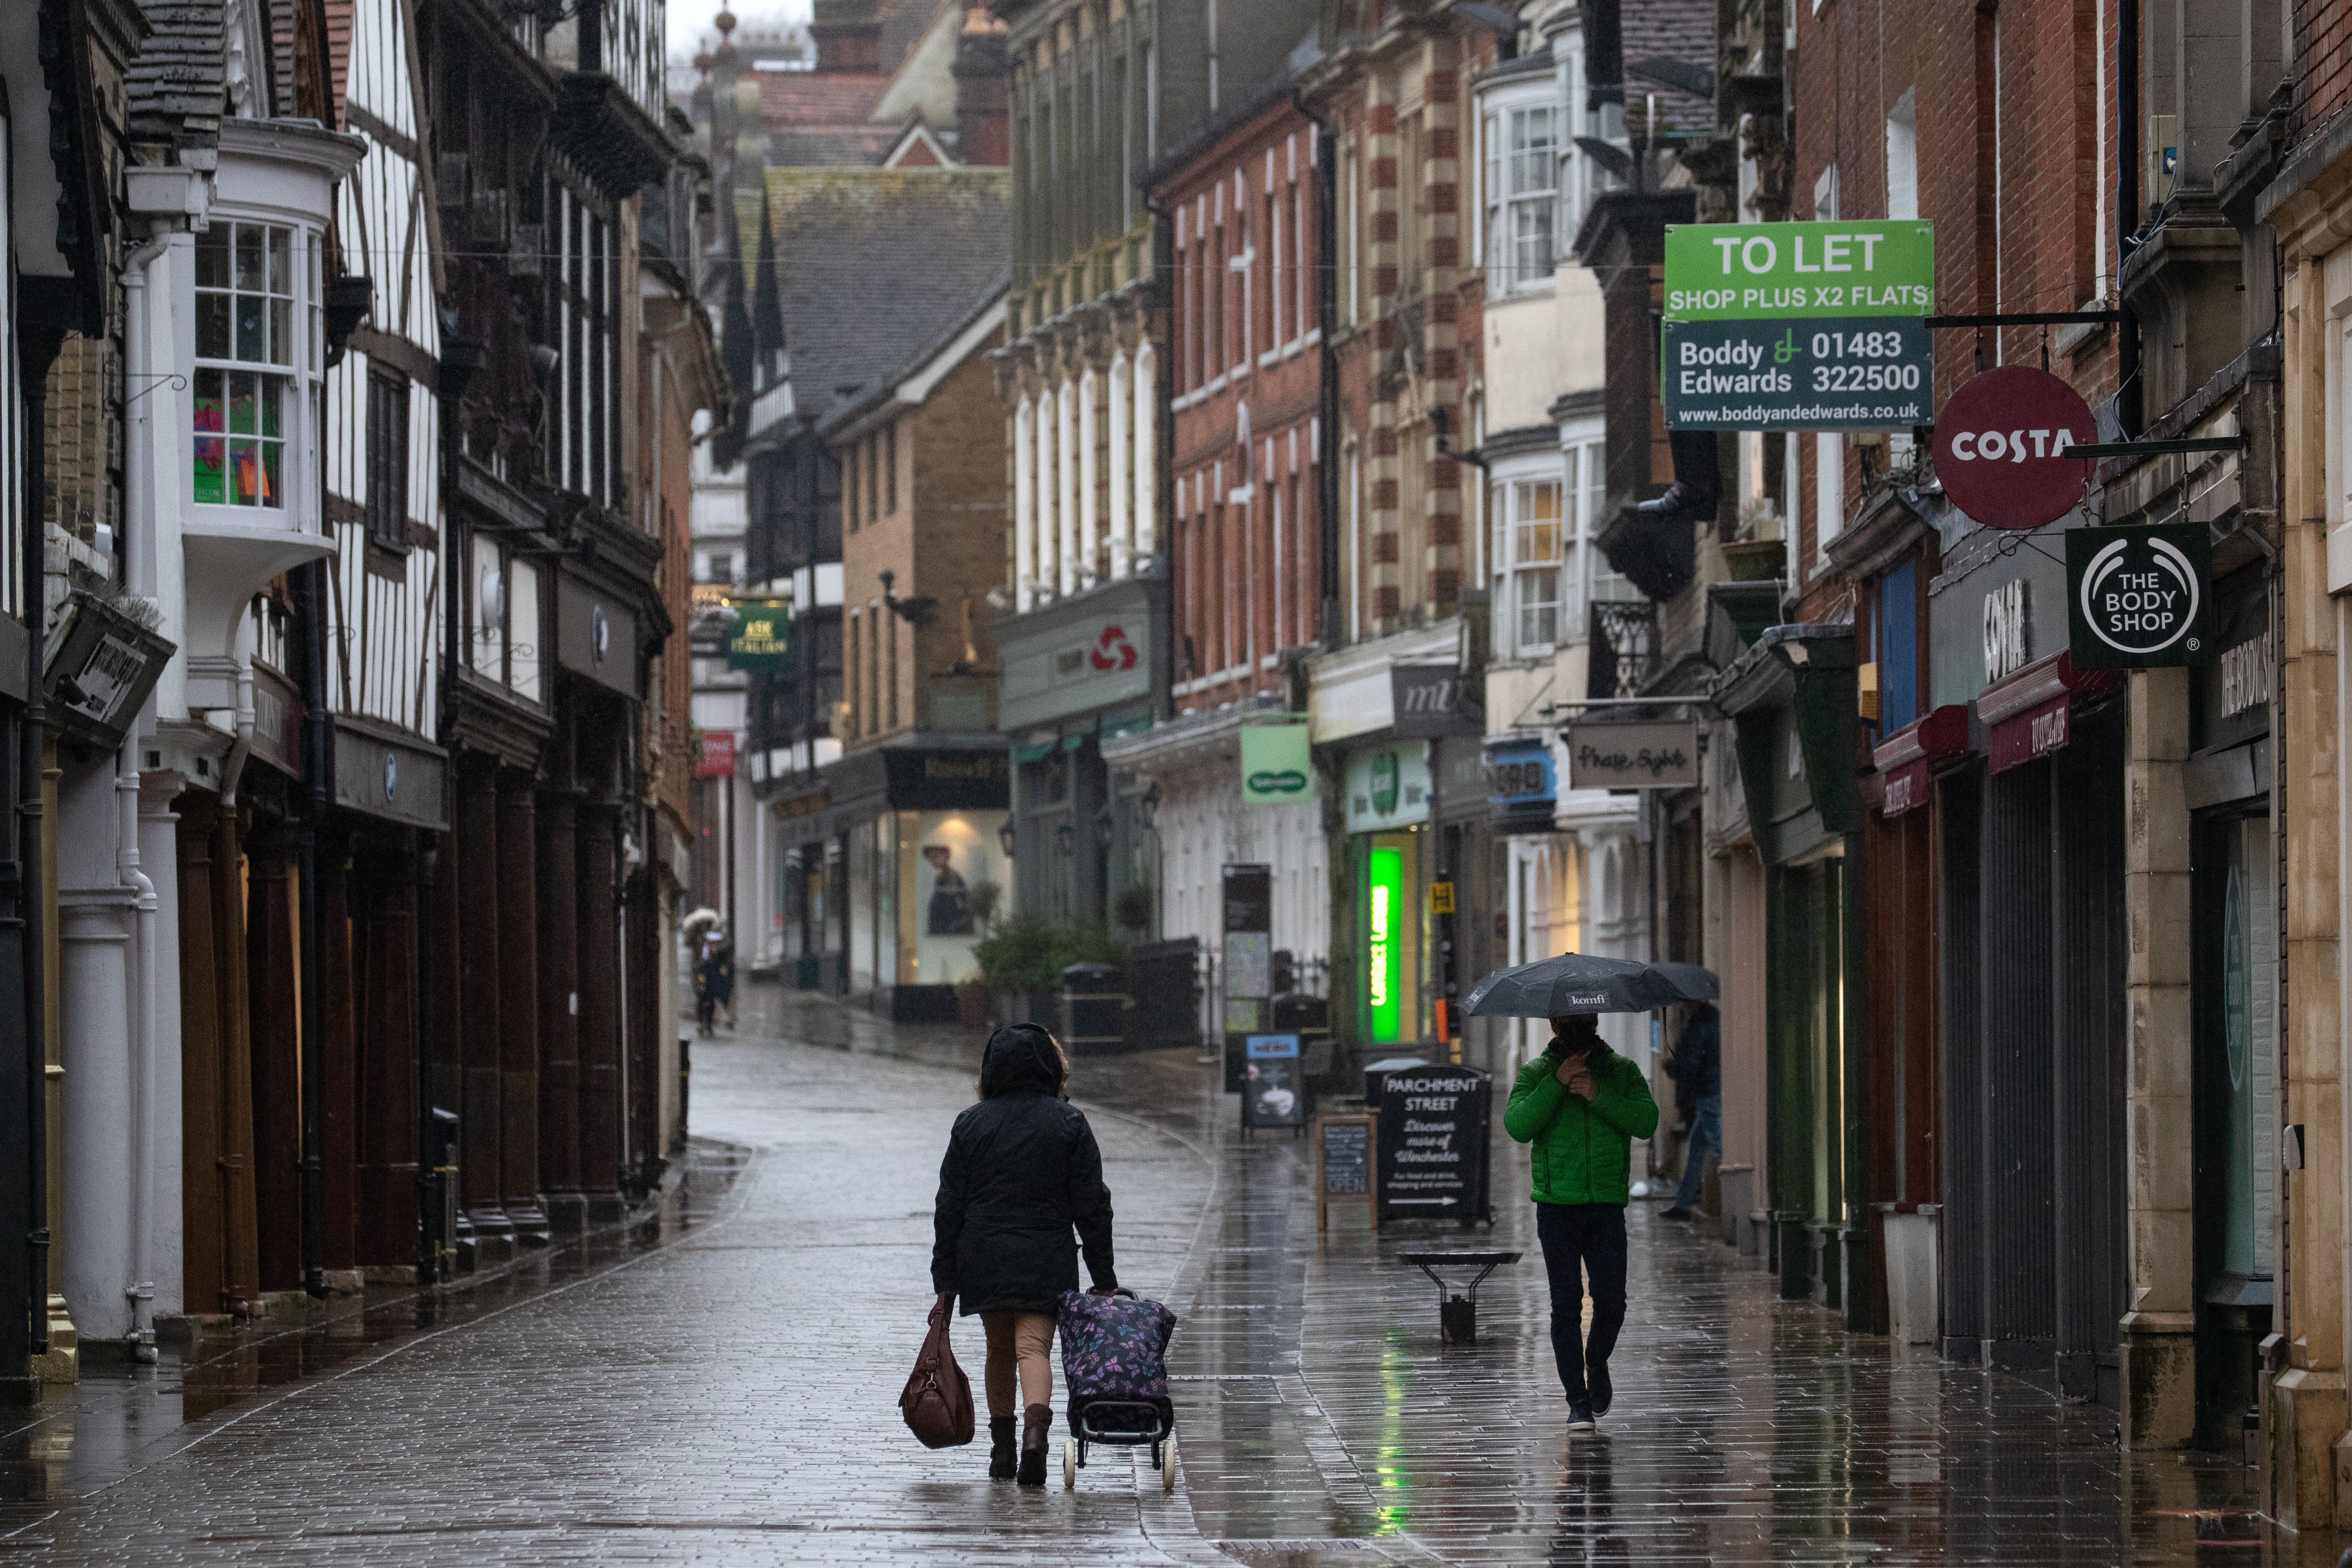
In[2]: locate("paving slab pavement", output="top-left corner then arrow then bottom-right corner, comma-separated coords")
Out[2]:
0,985 -> 2336,1565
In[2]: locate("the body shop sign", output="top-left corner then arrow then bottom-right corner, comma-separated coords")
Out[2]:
1366,845 -> 1405,1044
2066,521 -> 2213,669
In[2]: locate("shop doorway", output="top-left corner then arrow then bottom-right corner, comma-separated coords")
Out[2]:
2192,809 -> 2277,1451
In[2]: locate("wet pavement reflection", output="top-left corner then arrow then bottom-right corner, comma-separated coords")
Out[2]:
0,986 -> 2338,1563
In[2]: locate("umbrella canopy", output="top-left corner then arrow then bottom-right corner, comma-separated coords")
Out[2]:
1646,961 -> 1720,1002
1463,952 -> 1677,1018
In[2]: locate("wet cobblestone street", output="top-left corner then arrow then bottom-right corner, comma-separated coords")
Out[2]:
0,989 -> 2338,1565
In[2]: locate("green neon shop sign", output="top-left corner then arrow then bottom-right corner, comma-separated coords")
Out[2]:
1367,845 -> 1403,1044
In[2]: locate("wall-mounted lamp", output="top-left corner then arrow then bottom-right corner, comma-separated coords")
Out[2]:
998,822 -> 1017,857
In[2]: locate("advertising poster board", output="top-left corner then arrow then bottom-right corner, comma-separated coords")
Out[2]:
1242,1033 -> 1306,1132
1376,1062 -> 1491,1225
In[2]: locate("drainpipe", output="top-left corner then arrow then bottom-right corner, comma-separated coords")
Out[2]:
119,233 -> 171,1356
1294,89 -> 1342,652
295,552 -> 327,1297
18,322 -> 59,1364
2117,0 -> 2141,437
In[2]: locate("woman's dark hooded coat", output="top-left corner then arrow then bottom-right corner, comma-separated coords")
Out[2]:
930,1027 -> 1117,1315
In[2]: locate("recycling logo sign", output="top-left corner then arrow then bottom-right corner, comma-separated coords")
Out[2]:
2066,521 -> 2212,670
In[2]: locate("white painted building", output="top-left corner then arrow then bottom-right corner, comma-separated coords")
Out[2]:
1470,3 -> 1640,1071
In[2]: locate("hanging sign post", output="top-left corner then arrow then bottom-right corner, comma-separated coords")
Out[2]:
1661,220 -> 1936,430
725,599 -> 793,673
1931,366 -> 2101,531
2067,521 -> 2215,669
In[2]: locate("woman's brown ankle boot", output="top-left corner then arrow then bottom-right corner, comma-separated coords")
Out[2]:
1017,1403 -> 1052,1486
988,1415 -> 1017,1480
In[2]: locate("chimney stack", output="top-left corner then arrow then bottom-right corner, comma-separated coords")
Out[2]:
811,0 -> 882,74
952,7 -> 1012,167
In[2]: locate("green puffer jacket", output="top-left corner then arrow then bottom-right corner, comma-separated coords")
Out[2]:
1504,1047 -> 1661,1206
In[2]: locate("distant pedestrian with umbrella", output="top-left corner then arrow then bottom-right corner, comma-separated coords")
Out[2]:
1663,1002 -> 1720,1221
1470,952 -> 1670,1432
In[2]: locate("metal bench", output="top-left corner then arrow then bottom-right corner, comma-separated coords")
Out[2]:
1397,1250 -> 1522,1344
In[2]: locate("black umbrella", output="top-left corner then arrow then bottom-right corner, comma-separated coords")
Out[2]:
1646,961 -> 1720,1002
1463,952 -> 1677,1018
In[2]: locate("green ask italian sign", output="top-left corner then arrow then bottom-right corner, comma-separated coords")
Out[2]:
725,599 -> 792,674
1241,722 -> 1313,805
1663,220 -> 1935,320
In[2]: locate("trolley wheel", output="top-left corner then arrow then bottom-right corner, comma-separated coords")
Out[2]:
1063,1437 -> 1076,1490
1161,1432 -> 1177,1493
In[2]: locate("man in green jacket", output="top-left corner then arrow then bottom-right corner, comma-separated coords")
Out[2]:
1504,1013 -> 1660,1430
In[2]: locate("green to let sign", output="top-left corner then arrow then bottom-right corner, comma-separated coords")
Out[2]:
1240,721 -> 1312,805
726,600 -> 792,673
1663,221 -> 1935,321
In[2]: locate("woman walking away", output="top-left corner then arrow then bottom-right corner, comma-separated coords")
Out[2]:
1505,1014 -> 1659,1432
931,1024 -> 1118,1485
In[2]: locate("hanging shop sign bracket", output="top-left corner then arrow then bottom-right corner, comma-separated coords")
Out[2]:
1922,311 -> 2120,329
2062,435 -> 2248,459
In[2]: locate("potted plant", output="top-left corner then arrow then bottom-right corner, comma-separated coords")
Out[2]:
973,912 -> 1059,1025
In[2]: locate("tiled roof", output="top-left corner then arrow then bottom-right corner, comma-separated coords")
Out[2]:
769,126 -> 902,165
1624,0 -> 1716,138
875,0 -> 951,77
757,70 -> 890,123
761,166 -> 1010,430
127,0 -> 229,143
323,0 -> 352,117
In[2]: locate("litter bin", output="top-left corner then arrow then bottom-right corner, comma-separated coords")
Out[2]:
1272,992 -> 1332,1073
1061,961 -> 1128,1055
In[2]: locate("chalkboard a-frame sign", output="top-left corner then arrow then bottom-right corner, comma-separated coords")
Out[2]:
1317,1113 -> 1377,1230
1375,1063 -> 1492,1226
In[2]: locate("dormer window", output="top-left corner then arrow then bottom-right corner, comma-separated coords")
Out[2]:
193,222 -> 305,507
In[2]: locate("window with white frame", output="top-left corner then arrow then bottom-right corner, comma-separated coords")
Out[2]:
1556,35 -> 1625,242
1570,438 -> 1627,604
1483,98 -> 1558,294
1495,475 -> 1565,653
194,221 -> 306,507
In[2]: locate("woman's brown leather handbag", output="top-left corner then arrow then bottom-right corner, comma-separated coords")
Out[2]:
900,1299 -> 975,1448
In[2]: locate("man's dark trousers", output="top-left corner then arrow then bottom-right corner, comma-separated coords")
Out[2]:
1536,1202 -> 1628,1401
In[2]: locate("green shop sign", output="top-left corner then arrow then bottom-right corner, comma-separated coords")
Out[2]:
725,600 -> 793,673
1366,845 -> 1404,1044
1663,220 -> 1935,320
1240,722 -> 1312,805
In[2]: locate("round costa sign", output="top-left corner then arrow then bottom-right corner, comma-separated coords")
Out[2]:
1932,366 -> 2098,531
2078,530 -> 2202,659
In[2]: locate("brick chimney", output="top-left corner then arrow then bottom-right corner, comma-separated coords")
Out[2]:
952,7 -> 1011,166
810,0 -> 882,74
